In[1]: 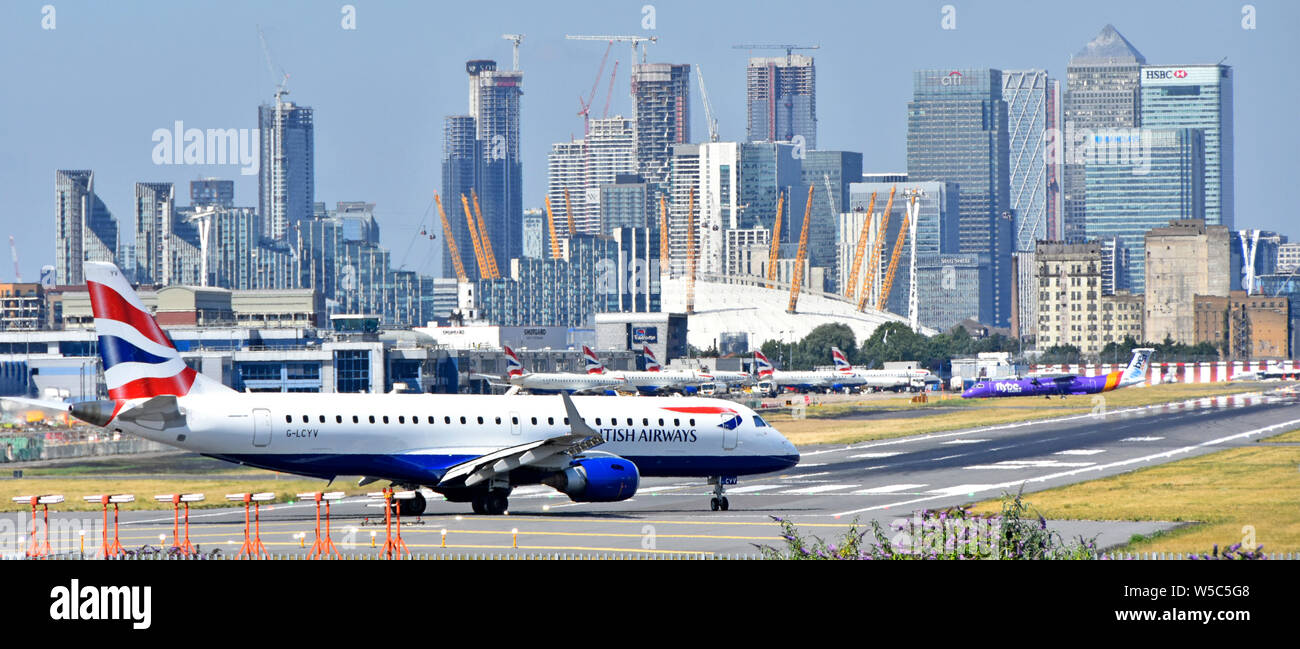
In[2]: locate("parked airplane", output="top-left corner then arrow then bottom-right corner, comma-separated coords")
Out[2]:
754,350 -> 838,394
831,347 -> 936,392
66,262 -> 798,514
474,345 -> 628,395
962,348 -> 1154,399
589,346 -> 706,395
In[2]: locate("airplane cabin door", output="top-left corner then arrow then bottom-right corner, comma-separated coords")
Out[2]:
723,415 -> 738,450
253,408 -> 271,447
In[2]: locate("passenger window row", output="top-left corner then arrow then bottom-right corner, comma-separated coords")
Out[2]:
281,414 -> 697,427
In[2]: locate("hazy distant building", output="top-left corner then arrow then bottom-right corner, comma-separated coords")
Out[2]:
546,117 -> 637,236
54,170 -> 119,286
1145,219 -> 1230,344
914,253 -> 989,332
1035,241 -> 1104,353
746,54 -> 817,149
1063,25 -> 1146,243
1195,291 -> 1289,360
801,150 -> 862,293
599,174 -> 652,235
666,144 -> 700,278
258,100 -> 315,241
442,114 -> 480,281
471,60 -> 525,273
191,179 -> 234,208
521,208 -> 546,259
1231,230 -> 1284,295
1001,70 -> 1060,248
693,141 -> 803,277
632,63 -> 690,195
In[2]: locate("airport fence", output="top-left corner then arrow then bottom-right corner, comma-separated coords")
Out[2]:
6,551 -> 1300,561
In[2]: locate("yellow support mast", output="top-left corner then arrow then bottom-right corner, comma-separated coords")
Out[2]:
563,188 -> 577,237
685,187 -> 696,315
786,184 -> 815,314
858,185 -> 895,311
460,193 -> 489,279
659,195 -> 669,278
433,193 -> 467,282
543,196 -> 563,259
843,191 -> 876,301
766,191 -> 785,289
878,194 -> 913,312
470,190 -> 500,279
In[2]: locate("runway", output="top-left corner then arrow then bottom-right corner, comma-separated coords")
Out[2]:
5,389 -> 1299,558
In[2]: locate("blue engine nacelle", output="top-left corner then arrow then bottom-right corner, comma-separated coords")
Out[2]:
543,456 -> 639,502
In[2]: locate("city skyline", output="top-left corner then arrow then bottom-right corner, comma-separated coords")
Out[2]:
3,0 -> 1296,282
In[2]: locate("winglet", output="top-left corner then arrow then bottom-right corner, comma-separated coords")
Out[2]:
560,392 -> 600,438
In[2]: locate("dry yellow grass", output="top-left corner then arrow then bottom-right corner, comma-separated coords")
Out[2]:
0,474 -> 377,512
768,383 -> 1261,446
970,432 -> 1300,553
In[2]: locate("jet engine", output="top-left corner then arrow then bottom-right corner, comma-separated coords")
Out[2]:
543,455 -> 639,502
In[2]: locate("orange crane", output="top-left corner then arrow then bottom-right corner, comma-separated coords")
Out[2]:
659,195 -> 669,278
878,194 -> 913,312
685,187 -> 696,315
844,191 -> 877,301
786,184 -> 815,314
434,193 -> 468,282
543,196 -> 563,259
470,190 -> 500,279
563,188 -> 577,237
857,186 -> 896,311
460,194 -> 489,279
766,191 -> 785,288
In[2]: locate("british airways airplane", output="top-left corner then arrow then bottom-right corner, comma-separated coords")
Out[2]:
592,345 -> 708,395
475,345 -> 628,395
66,262 -> 799,515
831,347 -> 935,392
754,350 -> 838,393
961,348 -> 1154,399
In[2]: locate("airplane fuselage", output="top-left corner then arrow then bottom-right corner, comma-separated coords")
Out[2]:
962,372 -> 1126,398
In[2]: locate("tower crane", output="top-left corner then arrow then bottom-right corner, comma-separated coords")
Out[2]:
501,34 -> 524,70
470,190 -> 500,279
9,235 -> 21,282
766,191 -> 785,288
566,34 -> 658,65
603,61 -> 619,119
696,64 -> 720,143
575,40 -> 614,134
844,191 -> 876,301
543,196 -> 563,260
730,42 -> 821,64
786,184 -> 816,313
434,194 -> 468,282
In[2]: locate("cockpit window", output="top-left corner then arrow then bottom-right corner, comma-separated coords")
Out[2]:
753,415 -> 769,428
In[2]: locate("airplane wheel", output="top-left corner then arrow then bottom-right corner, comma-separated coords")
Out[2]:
471,496 -> 486,515
719,497 -> 729,511
399,492 -> 426,517
485,490 -> 509,515
710,498 -> 720,511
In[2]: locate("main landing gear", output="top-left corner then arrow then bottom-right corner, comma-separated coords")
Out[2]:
471,488 -> 510,515
708,477 -> 734,511
392,489 -> 427,517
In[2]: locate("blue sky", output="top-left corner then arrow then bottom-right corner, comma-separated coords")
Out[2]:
1,0 -> 1296,280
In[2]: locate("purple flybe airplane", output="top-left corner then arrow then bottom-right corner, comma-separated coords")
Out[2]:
962,348 -> 1153,399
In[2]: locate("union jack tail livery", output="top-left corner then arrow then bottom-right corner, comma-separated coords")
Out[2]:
753,351 -> 775,378
83,261 -> 231,400
503,345 -> 525,378
642,345 -> 661,372
582,346 -> 606,375
831,347 -> 852,373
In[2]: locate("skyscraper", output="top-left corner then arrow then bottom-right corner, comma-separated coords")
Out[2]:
134,182 -> 176,285
801,150 -> 862,292
191,178 -> 234,207
1001,70 -> 1060,250
694,141 -> 804,277
546,117 -> 637,236
1063,25 -> 1146,243
1139,63 -> 1233,230
907,68 -> 1013,326
1084,128 -> 1205,293
258,100 -> 314,241
746,54 -> 817,149
54,170 -> 119,286
632,63 -> 690,195
472,61 -> 524,271
441,114 -> 480,281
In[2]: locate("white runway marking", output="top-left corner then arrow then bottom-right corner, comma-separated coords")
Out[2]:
728,484 -> 782,494
849,452 -> 902,459
780,484 -> 859,495
852,484 -> 927,494
1121,436 -> 1164,442
967,460 -> 1096,470
925,485 -> 993,497
784,471 -> 830,479
1055,449 -> 1106,456
634,485 -> 692,493
831,415 -> 1300,518
942,439 -> 987,445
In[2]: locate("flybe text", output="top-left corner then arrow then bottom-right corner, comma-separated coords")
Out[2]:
600,428 -> 699,443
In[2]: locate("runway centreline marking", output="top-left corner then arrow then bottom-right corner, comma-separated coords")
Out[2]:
97,529 -> 779,544
829,415 -> 1300,518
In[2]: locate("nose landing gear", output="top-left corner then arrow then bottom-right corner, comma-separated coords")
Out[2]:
708,476 -> 736,511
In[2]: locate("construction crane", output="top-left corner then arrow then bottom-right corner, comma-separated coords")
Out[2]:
257,26 -> 290,103
844,191 -> 876,301
878,194 -> 912,312
603,61 -> 619,119
9,236 -> 21,282
685,187 -> 696,315
696,64 -> 719,143
766,191 -> 785,288
460,194 -> 489,279
543,196 -> 563,260
434,194 -> 468,282
566,34 -> 658,64
659,196 -> 669,279
563,188 -> 577,237
786,184 -> 815,314
576,40 -> 614,134
858,186 -> 896,311
470,190 -> 500,279
501,34 -> 524,70
731,42 -> 821,64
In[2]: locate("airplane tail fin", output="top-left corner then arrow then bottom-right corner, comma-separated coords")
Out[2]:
582,346 -> 606,375
503,345 -> 525,378
83,261 -> 231,399
642,344 -> 661,372
831,346 -> 852,372
754,351 -> 774,378
1120,348 -> 1155,386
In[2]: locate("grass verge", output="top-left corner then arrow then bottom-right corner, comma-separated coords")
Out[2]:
969,428 -> 1300,554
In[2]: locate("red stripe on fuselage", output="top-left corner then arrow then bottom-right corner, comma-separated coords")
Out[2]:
107,367 -> 197,400
87,281 -> 176,349
661,406 -> 736,414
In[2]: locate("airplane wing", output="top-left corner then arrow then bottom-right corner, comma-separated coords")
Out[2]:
0,396 -> 70,412
1026,371 -> 1076,381
436,392 -> 604,488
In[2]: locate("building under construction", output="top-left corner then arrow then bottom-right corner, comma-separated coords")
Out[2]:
746,54 -> 817,149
